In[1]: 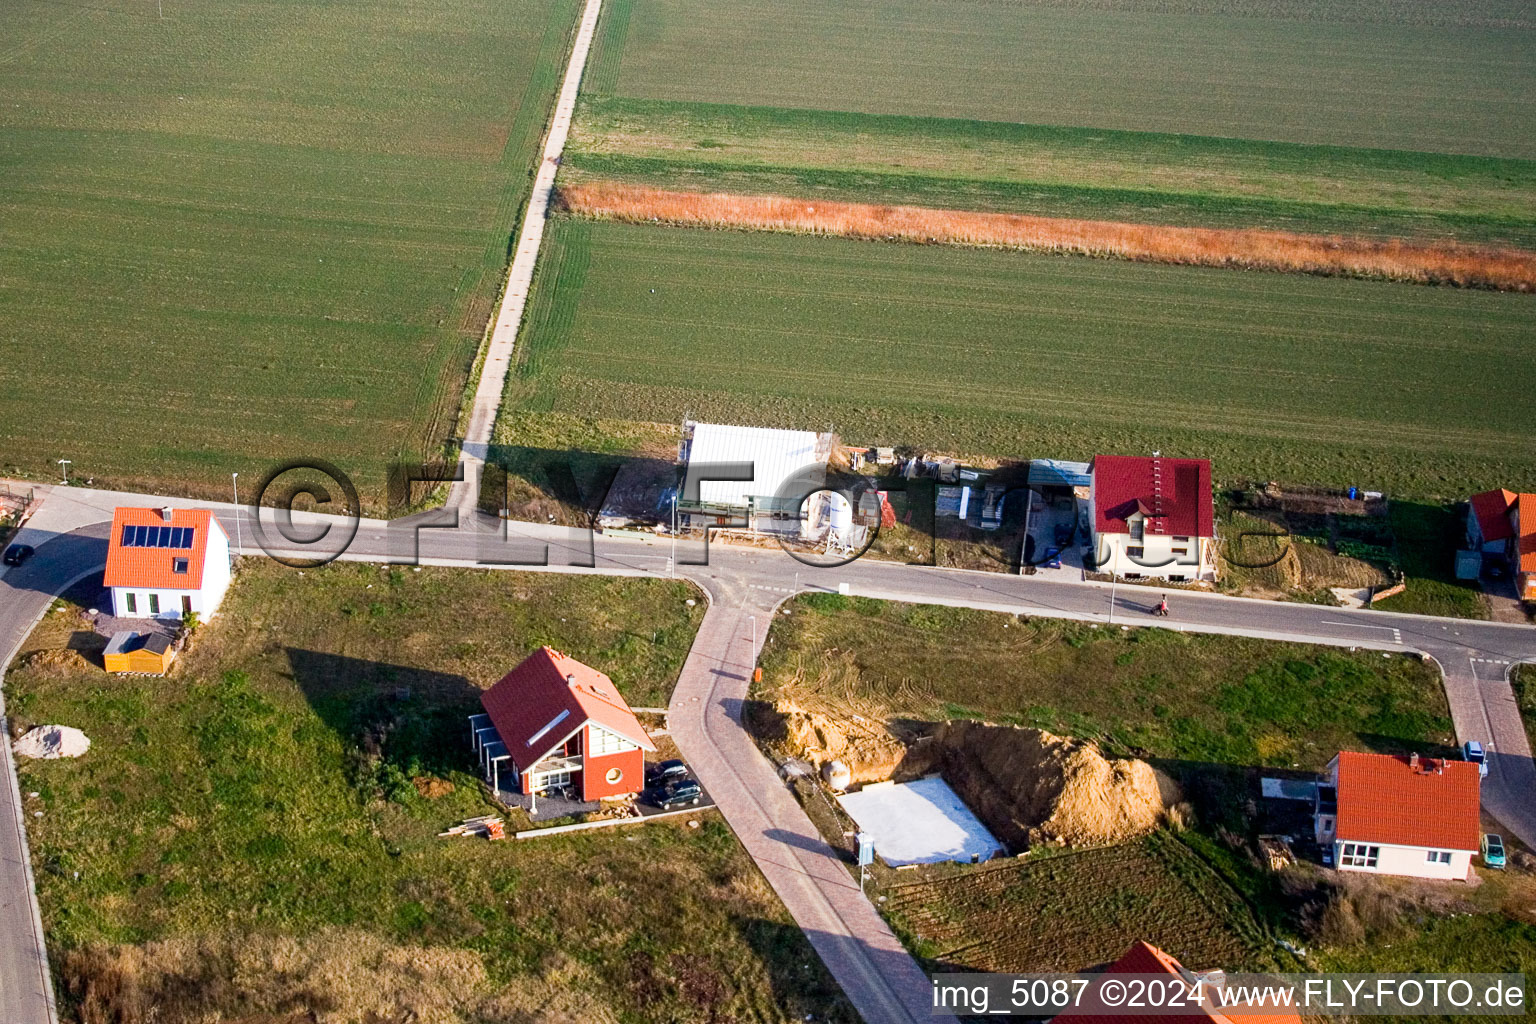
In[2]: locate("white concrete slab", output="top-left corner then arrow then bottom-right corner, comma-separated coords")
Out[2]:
837,776 -> 1005,866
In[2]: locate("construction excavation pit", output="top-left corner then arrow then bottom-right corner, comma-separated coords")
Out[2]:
760,698 -> 1181,857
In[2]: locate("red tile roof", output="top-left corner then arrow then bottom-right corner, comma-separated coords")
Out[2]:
1469,489 -> 1517,544
1334,751 -> 1480,852
1517,493 -> 1536,573
1052,941 -> 1301,1024
481,647 -> 655,770
103,507 -> 223,590
1091,455 -> 1213,538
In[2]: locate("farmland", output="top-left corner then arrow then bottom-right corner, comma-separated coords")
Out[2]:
884,832 -> 1273,973
508,219 -> 1536,499
565,98 -> 1536,250
8,561 -> 855,1023
0,0 -> 580,507
590,0 -> 1536,157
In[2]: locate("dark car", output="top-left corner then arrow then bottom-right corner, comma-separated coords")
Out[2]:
3,543 -> 33,567
649,758 -> 689,783
648,779 -> 702,810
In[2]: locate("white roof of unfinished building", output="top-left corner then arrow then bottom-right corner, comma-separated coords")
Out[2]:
683,422 -> 829,509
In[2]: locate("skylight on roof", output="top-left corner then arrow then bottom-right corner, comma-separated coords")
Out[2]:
526,708 -> 570,748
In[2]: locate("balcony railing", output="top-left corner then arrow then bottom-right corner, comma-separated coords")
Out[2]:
528,754 -> 581,776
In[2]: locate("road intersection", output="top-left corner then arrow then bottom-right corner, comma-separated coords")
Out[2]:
2,484 -> 1533,1023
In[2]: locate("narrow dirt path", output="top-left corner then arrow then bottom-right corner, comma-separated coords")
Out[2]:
451,0 -> 604,517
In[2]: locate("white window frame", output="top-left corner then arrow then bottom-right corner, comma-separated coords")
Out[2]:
533,769 -> 571,792
1340,843 -> 1379,868
1425,850 -> 1451,864
588,725 -> 638,757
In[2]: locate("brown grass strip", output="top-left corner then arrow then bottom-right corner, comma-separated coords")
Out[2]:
558,182 -> 1536,292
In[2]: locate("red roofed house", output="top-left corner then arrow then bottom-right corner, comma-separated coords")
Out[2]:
1051,940 -> 1302,1024
1521,493 -> 1536,601
104,507 -> 232,621
1314,751 -> 1480,881
1466,489 -> 1536,601
1089,455 -> 1216,582
480,647 -> 655,802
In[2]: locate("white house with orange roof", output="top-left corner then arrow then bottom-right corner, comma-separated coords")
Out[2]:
104,507 -> 232,621
1314,750 -> 1481,881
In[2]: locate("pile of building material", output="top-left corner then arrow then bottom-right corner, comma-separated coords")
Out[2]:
437,815 -> 505,840
905,721 -> 1177,849
12,725 -> 90,759
776,699 -> 908,785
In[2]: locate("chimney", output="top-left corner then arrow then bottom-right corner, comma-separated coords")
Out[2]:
566,673 -> 577,687
160,506 -> 175,522
1410,752 -> 1420,771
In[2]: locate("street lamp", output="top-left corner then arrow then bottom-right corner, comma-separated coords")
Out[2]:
670,491 -> 678,577
749,615 -> 757,653
231,472 -> 244,557
57,459 -> 70,485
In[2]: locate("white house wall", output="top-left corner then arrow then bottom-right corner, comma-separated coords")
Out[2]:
1093,532 -> 1216,581
1333,840 -> 1473,881
109,525 -> 232,621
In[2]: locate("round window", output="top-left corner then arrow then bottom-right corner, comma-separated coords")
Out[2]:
605,767 -> 623,784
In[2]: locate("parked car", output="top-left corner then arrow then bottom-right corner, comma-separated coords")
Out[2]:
648,779 -> 702,810
2,543 -> 33,567
1463,740 -> 1489,777
649,758 -> 689,783
1482,833 -> 1506,869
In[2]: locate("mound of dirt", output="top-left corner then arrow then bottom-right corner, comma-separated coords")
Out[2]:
13,725 -> 91,760
21,648 -> 91,674
911,721 -> 1177,849
776,700 -> 906,785
411,776 -> 455,800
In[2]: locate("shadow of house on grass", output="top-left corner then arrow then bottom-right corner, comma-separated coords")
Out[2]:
284,649 -> 484,778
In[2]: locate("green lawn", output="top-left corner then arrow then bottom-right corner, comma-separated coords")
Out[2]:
506,219 -> 1536,500
8,561 -> 854,1023
0,0 -> 579,507
757,594 -> 1453,769
566,97 -> 1536,248
1514,663 -> 1536,751
592,0 -> 1536,157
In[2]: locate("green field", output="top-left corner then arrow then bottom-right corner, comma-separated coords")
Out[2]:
565,97 -> 1536,248
757,594 -> 1452,769
591,0 -> 1536,157
9,561 -> 855,1023
508,219 -> 1536,499
0,0 -> 579,505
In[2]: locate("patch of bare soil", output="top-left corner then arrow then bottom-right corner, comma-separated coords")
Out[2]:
560,182 -> 1536,291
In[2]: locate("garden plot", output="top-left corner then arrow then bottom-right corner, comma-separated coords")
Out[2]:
837,776 -> 1005,866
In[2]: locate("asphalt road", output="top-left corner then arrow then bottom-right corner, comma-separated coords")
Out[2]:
0,523 -> 106,1024
2,493 -> 1533,1024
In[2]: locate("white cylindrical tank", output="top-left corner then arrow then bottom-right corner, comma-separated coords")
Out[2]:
823,760 -> 852,790
827,492 -> 852,533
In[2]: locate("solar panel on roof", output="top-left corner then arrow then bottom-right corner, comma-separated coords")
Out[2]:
119,521 -> 201,548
